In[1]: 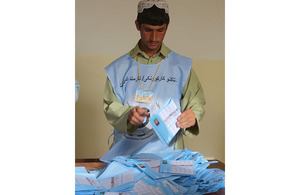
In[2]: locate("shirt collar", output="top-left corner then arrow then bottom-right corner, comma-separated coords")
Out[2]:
129,40 -> 171,59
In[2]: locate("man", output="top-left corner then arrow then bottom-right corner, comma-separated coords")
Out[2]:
101,0 -> 205,161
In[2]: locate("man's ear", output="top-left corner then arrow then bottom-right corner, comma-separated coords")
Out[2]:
135,20 -> 140,31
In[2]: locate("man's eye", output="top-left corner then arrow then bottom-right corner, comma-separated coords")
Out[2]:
157,29 -> 164,32
145,29 -> 152,32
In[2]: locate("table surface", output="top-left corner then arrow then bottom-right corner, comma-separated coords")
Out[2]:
75,159 -> 225,195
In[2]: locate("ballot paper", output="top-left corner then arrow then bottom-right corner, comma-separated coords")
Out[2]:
75,149 -> 225,195
149,98 -> 181,144
130,177 -> 165,195
76,175 -> 101,186
75,167 -> 104,192
100,170 -> 134,190
160,160 -> 195,175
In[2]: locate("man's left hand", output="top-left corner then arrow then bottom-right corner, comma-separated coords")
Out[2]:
176,109 -> 196,129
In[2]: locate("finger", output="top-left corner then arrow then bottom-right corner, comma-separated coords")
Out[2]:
132,116 -> 142,125
177,109 -> 192,120
134,112 -> 144,123
176,119 -> 190,128
176,111 -> 196,128
130,114 -> 143,125
176,119 -> 195,128
138,107 -> 151,119
144,111 -> 150,118
177,110 -> 194,122
128,107 -> 143,125
136,107 -> 148,116
181,118 -> 195,128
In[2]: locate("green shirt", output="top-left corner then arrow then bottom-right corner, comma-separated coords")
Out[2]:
103,42 -> 206,149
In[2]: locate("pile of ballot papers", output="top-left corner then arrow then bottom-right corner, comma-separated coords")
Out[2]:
75,149 -> 225,195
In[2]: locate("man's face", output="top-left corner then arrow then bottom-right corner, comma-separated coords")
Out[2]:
136,21 -> 168,56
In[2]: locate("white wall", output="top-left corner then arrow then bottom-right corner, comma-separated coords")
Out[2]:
76,0 -> 224,59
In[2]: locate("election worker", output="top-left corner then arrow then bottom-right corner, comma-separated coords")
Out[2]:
101,0 -> 206,161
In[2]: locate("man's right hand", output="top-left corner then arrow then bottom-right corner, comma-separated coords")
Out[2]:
128,106 -> 150,126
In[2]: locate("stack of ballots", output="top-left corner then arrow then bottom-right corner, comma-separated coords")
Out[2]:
75,149 -> 225,195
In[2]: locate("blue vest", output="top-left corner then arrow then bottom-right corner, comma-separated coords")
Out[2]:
101,51 -> 192,161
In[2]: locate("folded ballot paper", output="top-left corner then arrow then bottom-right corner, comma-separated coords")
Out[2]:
75,149 -> 225,194
149,98 -> 181,144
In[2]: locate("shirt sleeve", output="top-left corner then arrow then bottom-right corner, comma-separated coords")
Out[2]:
103,77 -> 137,134
180,67 -> 206,137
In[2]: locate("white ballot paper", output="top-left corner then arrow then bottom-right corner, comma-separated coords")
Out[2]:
149,98 -> 181,144
100,170 -> 134,189
160,160 -> 195,175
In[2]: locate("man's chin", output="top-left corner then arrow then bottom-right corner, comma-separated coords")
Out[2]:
147,44 -> 160,51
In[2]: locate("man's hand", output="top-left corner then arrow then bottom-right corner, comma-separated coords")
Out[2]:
176,109 -> 196,129
128,106 -> 150,126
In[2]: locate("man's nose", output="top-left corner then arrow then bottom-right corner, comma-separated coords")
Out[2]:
150,31 -> 157,41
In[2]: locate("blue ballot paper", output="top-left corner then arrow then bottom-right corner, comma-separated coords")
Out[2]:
149,98 -> 181,144
75,149 -> 225,194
